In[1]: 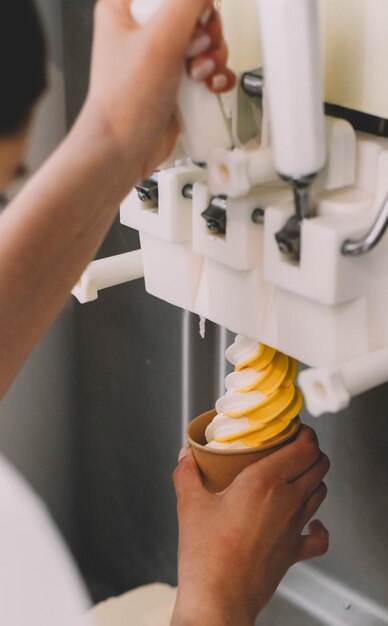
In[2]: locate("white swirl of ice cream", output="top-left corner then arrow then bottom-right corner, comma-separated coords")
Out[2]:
205,335 -> 303,449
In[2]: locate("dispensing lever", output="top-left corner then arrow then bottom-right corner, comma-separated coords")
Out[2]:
131,0 -> 233,164
256,0 -> 326,254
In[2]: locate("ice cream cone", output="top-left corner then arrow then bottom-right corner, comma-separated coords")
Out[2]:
187,410 -> 301,493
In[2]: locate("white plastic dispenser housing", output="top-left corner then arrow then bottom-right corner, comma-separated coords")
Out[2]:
73,0 -> 388,418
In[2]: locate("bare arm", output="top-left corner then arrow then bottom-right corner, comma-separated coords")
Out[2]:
0,110 -> 130,396
0,0 -> 234,397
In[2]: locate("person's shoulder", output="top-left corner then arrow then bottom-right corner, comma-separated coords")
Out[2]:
0,452 -> 47,517
0,453 -> 91,626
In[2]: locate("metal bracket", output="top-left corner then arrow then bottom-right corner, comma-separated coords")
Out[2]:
241,68 -> 264,98
341,189 -> 388,256
201,197 -> 227,236
275,214 -> 301,260
182,184 -> 227,236
135,175 -> 159,205
274,174 -> 318,260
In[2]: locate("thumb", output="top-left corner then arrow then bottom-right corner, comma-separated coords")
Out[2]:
173,447 -> 205,503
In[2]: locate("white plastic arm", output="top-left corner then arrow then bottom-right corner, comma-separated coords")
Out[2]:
299,348 -> 388,417
256,0 -> 326,178
72,250 -> 144,304
131,0 -> 232,164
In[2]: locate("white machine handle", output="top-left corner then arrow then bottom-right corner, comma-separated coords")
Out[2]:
72,250 -> 144,304
131,0 -> 233,163
256,0 -> 326,179
299,348 -> 388,417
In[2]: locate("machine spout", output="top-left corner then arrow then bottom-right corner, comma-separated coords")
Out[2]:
299,348 -> 388,417
72,250 -> 144,304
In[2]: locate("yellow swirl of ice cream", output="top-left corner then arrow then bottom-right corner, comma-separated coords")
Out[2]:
205,335 -> 303,449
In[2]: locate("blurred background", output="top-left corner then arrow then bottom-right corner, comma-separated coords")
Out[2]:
1,1 -> 388,623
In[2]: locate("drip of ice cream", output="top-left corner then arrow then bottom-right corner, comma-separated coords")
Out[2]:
205,335 -> 303,449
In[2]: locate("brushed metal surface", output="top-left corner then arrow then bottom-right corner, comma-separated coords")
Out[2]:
72,221 -> 226,597
258,563 -> 388,626
300,385 -> 388,610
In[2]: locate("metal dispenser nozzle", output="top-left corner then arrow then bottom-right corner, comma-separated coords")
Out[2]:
183,184 -> 227,236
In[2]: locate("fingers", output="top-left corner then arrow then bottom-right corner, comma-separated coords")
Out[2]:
127,0 -> 235,94
186,9 -> 223,57
189,41 -> 227,78
205,67 -> 236,93
294,520 -> 329,563
300,482 -> 328,529
293,452 -> 330,498
187,11 -> 236,93
257,425 -> 321,483
188,44 -> 235,92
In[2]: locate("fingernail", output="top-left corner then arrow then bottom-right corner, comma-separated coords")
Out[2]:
191,58 -> 216,81
186,34 -> 212,58
211,73 -> 228,90
178,445 -> 189,462
310,519 -> 325,530
199,8 -> 213,26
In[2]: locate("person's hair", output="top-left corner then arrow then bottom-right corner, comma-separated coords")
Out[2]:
0,0 -> 47,137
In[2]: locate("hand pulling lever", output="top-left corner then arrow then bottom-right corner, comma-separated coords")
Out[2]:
131,0 -> 233,164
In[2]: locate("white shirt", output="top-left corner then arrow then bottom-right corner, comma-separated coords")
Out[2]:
0,454 -> 91,625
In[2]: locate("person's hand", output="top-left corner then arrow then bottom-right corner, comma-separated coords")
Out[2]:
171,425 -> 330,626
84,0 -> 235,183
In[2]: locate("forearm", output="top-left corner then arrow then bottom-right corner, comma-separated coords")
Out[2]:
0,104 -> 137,397
0,0 -> 233,398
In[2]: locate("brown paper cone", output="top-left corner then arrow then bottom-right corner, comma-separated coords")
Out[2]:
187,410 -> 301,493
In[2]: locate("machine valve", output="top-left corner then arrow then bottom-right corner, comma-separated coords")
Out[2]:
182,183 -> 227,236
201,197 -> 227,236
135,177 -> 159,205
275,214 -> 301,260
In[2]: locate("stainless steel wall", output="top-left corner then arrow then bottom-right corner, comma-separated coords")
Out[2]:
62,0 -> 388,616
302,391 -> 388,609
74,276 -> 227,598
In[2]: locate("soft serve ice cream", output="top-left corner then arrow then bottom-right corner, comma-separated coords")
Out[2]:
205,335 -> 303,450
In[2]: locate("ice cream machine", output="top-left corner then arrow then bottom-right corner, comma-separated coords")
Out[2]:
72,0 -> 388,418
